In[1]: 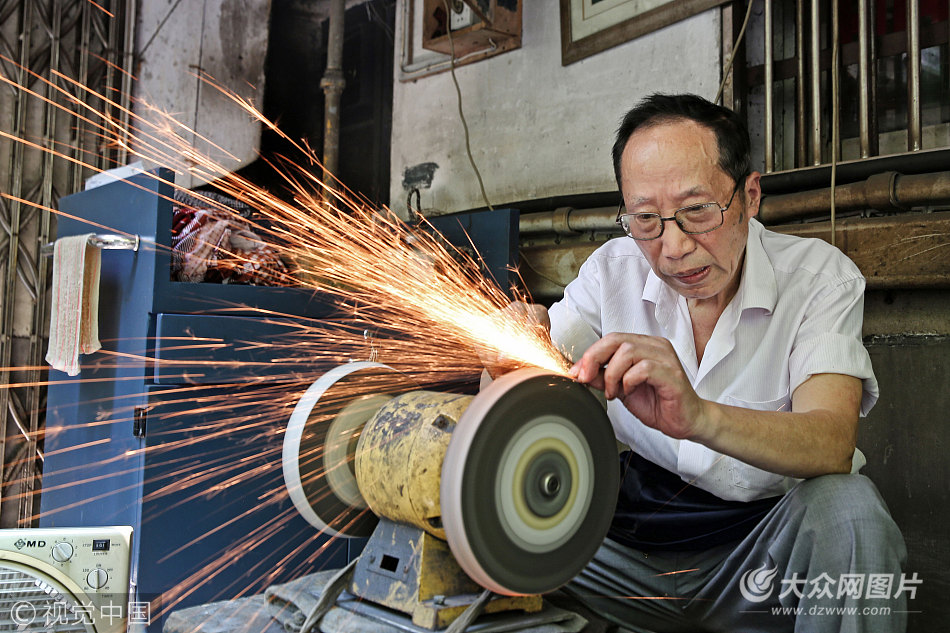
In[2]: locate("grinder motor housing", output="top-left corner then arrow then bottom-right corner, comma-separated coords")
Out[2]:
282,363 -> 620,628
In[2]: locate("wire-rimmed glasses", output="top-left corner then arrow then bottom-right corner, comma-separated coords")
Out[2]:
615,180 -> 742,241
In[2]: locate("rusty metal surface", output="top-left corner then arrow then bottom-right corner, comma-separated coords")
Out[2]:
355,390 -> 472,538
770,211 -> 950,289
905,0 -> 921,151
794,0 -> 806,167
519,207 -> 617,235
168,566 -> 575,632
759,171 -> 950,223
321,0 -> 346,181
519,238 -> 608,301
857,0 -> 871,158
808,0 -> 821,165
164,594 -> 285,633
518,207 -> 950,301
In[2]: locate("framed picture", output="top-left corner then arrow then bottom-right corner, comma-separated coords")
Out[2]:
560,0 -> 730,65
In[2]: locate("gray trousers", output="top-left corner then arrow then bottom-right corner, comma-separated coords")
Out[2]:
563,474 -> 908,633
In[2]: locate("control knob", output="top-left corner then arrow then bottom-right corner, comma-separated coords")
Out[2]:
51,542 -> 73,563
86,568 -> 109,589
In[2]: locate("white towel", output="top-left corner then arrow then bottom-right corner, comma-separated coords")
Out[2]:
46,234 -> 102,376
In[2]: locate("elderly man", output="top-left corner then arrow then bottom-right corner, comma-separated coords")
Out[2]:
525,94 -> 906,632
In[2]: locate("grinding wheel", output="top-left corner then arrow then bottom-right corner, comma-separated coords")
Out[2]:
283,362 -> 416,537
441,368 -> 619,596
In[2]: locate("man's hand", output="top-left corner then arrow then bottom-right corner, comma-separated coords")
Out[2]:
568,332 -> 862,478
479,302 -> 552,378
568,333 -> 707,440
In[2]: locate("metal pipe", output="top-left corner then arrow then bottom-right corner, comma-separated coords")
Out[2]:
522,211 -> 950,299
858,0 -> 871,158
104,0 -> 121,168
830,0 -> 840,246
906,0 -> 921,151
321,0 -> 346,183
517,171 -> 950,236
760,171 -> 950,223
761,147 -> 950,194
519,207 -> 619,235
868,0 -> 879,156
796,0 -> 807,167
41,234 -> 141,257
720,3 -> 735,109
809,0 -> 821,165
764,0 -> 774,172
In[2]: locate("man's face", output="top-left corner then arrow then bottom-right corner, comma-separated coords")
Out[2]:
619,119 -> 760,306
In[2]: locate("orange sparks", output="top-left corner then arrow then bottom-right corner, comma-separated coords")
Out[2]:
83,0 -> 114,17
1,59 -> 575,621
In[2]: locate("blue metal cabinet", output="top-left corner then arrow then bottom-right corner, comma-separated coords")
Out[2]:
135,382 -> 345,617
426,208 -> 520,295
40,172 -> 348,632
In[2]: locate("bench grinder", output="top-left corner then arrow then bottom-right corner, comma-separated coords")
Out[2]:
282,362 -> 619,629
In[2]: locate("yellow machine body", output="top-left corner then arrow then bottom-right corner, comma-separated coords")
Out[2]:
354,390 -> 471,539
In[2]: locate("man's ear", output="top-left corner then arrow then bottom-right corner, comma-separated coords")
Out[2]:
743,171 -> 762,219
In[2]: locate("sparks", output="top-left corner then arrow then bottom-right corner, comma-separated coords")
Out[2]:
0,52 -> 572,621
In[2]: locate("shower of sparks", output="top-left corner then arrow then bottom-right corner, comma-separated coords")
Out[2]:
0,53 -> 575,622
1,56 -> 569,378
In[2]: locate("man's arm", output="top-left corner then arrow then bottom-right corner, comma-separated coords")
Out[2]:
570,333 -> 861,478
698,372 -> 860,477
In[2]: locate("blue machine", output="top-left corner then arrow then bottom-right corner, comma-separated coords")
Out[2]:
40,171 -> 351,632
40,170 -> 519,632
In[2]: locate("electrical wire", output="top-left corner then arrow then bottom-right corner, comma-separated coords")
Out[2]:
364,1 -> 394,44
715,0 -> 756,106
441,0 -> 494,211
830,0 -> 840,247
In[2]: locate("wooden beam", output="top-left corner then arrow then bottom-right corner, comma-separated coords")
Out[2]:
770,212 -> 950,289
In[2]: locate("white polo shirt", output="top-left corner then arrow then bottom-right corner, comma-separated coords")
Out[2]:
548,218 -> 879,502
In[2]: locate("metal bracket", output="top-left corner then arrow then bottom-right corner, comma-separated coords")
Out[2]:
132,406 -> 149,438
551,207 -> 578,235
42,233 -> 140,257
865,171 -> 906,212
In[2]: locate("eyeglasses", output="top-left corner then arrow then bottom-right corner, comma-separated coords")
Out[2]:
615,180 -> 742,241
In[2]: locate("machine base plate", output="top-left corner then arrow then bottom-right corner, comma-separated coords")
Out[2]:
350,518 -> 544,629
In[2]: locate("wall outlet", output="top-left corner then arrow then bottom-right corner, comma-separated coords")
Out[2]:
449,1 -> 478,30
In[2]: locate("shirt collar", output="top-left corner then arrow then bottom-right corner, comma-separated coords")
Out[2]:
641,217 -> 777,316
736,218 -> 777,314
643,259 -> 676,323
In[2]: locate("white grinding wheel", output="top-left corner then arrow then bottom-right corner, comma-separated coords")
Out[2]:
282,362 -> 416,536
441,368 -> 619,595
